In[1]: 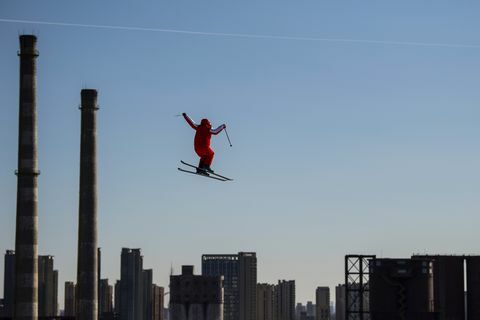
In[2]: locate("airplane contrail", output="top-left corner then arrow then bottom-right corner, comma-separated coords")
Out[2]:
1,18 -> 480,49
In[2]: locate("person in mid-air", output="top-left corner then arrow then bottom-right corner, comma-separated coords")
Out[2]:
182,113 -> 226,174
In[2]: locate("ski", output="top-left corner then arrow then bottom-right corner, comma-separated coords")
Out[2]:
177,168 -> 229,181
180,161 -> 233,181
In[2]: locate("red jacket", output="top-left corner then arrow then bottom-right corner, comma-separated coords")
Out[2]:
183,114 -> 225,151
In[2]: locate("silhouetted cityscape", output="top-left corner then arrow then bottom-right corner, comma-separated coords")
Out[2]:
1,27 -> 480,320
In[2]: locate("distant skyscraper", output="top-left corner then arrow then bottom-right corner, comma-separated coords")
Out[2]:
38,255 -> 58,317
119,248 -> 144,320
202,252 -> 257,320
99,279 -> 114,315
295,303 -> 305,320
152,285 -> 165,320
64,281 -> 76,317
170,265 -> 223,320
306,301 -> 315,319
335,285 -> 345,320
143,269 -> 153,320
3,250 -> 15,318
202,254 -> 239,320
315,288 -> 329,320
256,284 -> 274,320
115,280 -> 121,315
239,252 -> 257,320
275,280 -> 295,320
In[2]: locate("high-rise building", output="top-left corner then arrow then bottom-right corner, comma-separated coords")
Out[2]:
170,265 -> 223,320
65,282 -> 76,317
306,301 -> 315,319
369,258 -> 434,320
202,254 -> 239,320
3,250 -> 15,318
202,252 -> 257,320
143,269 -> 153,320
115,280 -> 121,315
275,280 -> 295,320
256,284 -> 274,320
38,255 -> 58,317
100,279 -> 114,315
152,285 -> 165,320
239,252 -> 257,320
119,248 -> 144,320
334,285 -> 345,320
295,303 -> 305,320
315,288 -> 329,320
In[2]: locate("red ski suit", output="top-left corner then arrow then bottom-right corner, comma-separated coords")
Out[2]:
183,113 -> 226,168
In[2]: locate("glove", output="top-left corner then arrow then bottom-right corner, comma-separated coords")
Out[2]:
182,112 -> 186,116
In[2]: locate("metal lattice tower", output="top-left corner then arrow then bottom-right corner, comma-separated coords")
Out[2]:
345,255 -> 376,320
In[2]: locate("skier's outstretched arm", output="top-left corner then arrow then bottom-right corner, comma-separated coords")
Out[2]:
211,124 -> 226,135
182,113 -> 198,130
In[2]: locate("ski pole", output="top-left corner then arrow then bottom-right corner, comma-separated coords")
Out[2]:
224,128 -> 232,147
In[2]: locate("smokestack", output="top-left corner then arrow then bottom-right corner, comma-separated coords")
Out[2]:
76,89 -> 99,319
14,35 -> 40,320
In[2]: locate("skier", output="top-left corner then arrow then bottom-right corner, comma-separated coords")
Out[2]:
182,113 -> 226,174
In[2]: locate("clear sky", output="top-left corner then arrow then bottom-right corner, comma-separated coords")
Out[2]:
1,0 -> 480,309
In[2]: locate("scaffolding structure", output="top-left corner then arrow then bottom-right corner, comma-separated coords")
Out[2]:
345,255 -> 376,320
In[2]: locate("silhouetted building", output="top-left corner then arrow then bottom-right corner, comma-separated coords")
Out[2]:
38,255 -> 58,317
100,279 -> 114,315
295,303 -> 305,320
413,255 -> 464,320
170,265 -> 223,320
334,285 -> 345,320
467,256 -> 480,319
202,254 -> 239,320
275,280 -> 295,320
306,302 -> 314,319
202,252 -> 256,320
119,248 -> 144,320
315,288 -> 329,320
239,253 -> 257,320
15,34 -> 40,320
369,258 -> 434,320
256,284 -> 274,320
143,270 -> 153,320
115,280 -> 121,315
65,281 -> 76,317
2,250 -> 15,318
152,285 -> 165,320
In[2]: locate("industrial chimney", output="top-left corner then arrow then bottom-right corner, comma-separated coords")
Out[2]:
76,89 -> 99,319
14,34 -> 40,320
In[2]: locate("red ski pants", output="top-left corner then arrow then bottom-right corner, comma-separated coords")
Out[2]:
195,146 -> 214,167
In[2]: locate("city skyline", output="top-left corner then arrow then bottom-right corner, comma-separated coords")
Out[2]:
1,0 -> 480,311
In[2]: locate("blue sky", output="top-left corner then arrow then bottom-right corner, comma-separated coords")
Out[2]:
1,0 -> 480,308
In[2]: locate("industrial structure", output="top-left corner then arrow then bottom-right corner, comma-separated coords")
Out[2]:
14,34 -> 40,320
413,254 -> 480,320
76,88 -> 100,319
369,258 -> 435,320
170,265 -> 224,320
345,255 -> 375,320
